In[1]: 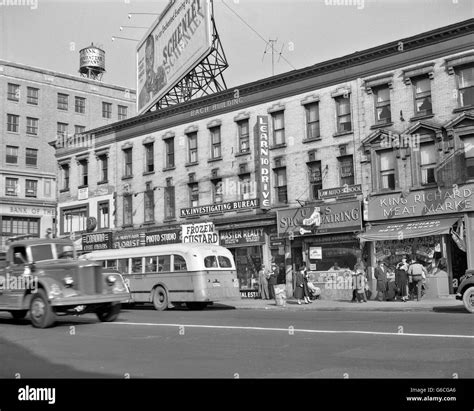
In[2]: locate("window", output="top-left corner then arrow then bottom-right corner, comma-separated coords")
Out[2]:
212,179 -> 223,203
456,66 -> 474,107
61,163 -> 70,190
79,159 -> 88,186
218,256 -> 232,268
98,201 -> 110,229
188,132 -> 198,163
117,259 -> 128,273
5,178 -> 18,196
123,148 -> 133,177
75,125 -> 86,136
308,161 -> 322,200
144,257 -> 157,272
165,138 -> 175,168
274,167 -> 287,204
75,96 -> 86,114
338,155 -> 354,185
123,195 -> 133,226
144,143 -> 154,173
238,120 -> 250,153
189,182 -> 199,207
420,143 -> 437,185
335,95 -> 352,132
305,103 -> 320,139
413,77 -> 432,116
158,255 -> 171,272
239,173 -> 252,200
6,146 -> 18,164
174,255 -> 187,271
25,148 -> 38,166
144,183 -> 155,223
102,102 -> 112,118
57,122 -> 68,139
131,257 -> 142,274
26,117 -> 38,135
57,93 -> 68,110
272,111 -> 285,145
379,150 -> 396,190
210,126 -> 221,159
25,180 -> 37,198
2,217 -> 39,236
62,206 -> 87,234
7,83 -> 20,101
374,86 -> 391,124
44,179 -> 52,197
98,154 -> 108,182
118,105 -> 128,120
7,114 -> 19,132
463,135 -> 474,179
27,87 -> 38,105
164,186 -> 175,219
204,255 -> 218,268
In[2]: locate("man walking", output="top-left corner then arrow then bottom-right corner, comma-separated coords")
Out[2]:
408,259 -> 427,301
374,260 -> 388,302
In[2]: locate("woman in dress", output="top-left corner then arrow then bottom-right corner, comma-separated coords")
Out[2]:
294,265 -> 305,305
395,257 -> 409,302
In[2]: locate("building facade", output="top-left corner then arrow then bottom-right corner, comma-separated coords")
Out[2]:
54,19 -> 474,298
0,60 -> 136,250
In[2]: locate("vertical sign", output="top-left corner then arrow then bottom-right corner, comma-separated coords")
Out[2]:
254,116 -> 271,210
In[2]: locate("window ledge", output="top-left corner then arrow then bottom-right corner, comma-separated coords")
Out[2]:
78,185 -> 88,189
453,105 -> 474,114
370,189 -> 402,197
333,130 -> 353,137
270,143 -> 287,150
143,171 -> 155,176
122,224 -> 134,229
208,157 -> 223,163
370,122 -> 393,130
409,184 -> 437,191
409,113 -> 434,122
235,151 -> 251,157
121,175 -> 133,180
97,180 -> 108,185
143,221 -> 155,226
185,162 -> 199,167
163,218 -> 177,223
162,166 -> 176,172
59,188 -> 70,193
302,137 -> 322,144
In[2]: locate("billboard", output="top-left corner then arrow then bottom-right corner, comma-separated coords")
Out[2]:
136,0 -> 213,114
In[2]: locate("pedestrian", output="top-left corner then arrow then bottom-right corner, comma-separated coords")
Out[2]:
355,269 -> 368,302
352,258 -> 366,302
267,262 -> 278,301
301,262 -> 312,304
258,264 -> 270,300
395,256 -> 409,302
408,259 -> 427,301
374,260 -> 388,301
329,261 -> 341,271
293,265 -> 305,305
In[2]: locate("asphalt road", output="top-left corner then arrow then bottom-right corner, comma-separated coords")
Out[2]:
0,304 -> 473,379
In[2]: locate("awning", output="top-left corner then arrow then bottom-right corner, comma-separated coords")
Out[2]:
358,218 -> 459,241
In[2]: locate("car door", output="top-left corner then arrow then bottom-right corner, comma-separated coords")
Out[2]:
0,245 -> 29,307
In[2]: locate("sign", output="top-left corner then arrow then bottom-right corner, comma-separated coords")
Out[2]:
219,228 -> 265,246
181,222 -> 218,244
136,0 -> 212,114
318,184 -> 362,200
145,228 -> 181,246
180,199 -> 259,217
79,46 -> 105,70
254,116 -> 271,210
277,200 -> 362,237
78,187 -> 89,200
366,183 -> 474,221
113,230 -> 146,249
3,205 -> 55,216
240,290 -> 261,299
190,97 -> 243,117
82,232 -> 113,251
309,246 -> 322,259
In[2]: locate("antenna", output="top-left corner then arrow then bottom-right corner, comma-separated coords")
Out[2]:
262,38 -> 278,76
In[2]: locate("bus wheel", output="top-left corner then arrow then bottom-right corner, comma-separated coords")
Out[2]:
186,302 -> 207,310
152,286 -> 168,311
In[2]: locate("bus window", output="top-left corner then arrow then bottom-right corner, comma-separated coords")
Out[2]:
218,256 -> 232,268
118,258 -> 128,274
145,256 -> 157,272
158,255 -> 170,272
132,257 -> 143,274
105,259 -> 118,269
173,255 -> 187,271
204,255 -> 218,268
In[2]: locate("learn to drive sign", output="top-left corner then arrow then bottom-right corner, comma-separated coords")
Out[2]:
254,116 -> 271,210
181,222 -> 218,244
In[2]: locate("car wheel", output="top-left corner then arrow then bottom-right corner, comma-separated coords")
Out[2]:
96,303 -> 121,322
462,286 -> 474,313
152,286 -> 168,311
186,302 -> 207,310
10,310 -> 28,320
30,290 -> 56,328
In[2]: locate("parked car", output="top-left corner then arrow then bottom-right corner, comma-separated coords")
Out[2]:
0,237 -> 130,328
456,269 -> 474,313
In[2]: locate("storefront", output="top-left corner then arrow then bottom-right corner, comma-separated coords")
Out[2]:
360,183 -> 473,294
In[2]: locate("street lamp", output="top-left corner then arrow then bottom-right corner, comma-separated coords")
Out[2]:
128,12 -> 160,19
120,25 -> 148,31
112,36 -> 139,42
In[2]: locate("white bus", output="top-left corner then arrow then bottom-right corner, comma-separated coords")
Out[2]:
80,243 -> 241,310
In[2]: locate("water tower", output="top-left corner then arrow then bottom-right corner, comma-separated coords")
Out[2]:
79,43 -> 106,81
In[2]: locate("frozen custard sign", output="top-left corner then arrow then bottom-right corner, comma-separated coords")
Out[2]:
367,183 -> 474,221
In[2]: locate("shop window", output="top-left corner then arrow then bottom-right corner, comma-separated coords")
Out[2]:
373,85 -> 391,125
413,77 -> 432,116
238,119 -> 250,153
379,150 -> 396,190
338,155 -> 354,185
335,95 -> 352,132
420,143 -> 437,185
455,66 -> 474,108
2,217 -> 39,237
271,111 -> 285,146
305,102 -> 320,140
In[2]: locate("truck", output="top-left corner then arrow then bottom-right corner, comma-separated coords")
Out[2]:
0,236 -> 130,328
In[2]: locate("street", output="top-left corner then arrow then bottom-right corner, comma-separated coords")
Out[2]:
1,304 -> 473,379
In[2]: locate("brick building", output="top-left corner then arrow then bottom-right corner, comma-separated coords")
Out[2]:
0,60 -> 136,250
54,19 -> 474,298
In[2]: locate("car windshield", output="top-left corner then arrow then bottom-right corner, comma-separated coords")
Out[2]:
30,244 -> 54,262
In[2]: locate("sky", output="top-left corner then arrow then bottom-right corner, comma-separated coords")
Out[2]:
0,0 -> 472,92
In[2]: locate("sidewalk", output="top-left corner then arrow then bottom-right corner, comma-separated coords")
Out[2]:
215,295 -> 466,313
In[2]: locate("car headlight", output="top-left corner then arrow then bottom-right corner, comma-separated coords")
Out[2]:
112,283 -> 126,293
48,284 -> 63,298
64,276 -> 74,287
106,275 -> 117,286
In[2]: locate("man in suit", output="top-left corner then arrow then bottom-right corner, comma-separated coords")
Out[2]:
374,260 -> 388,301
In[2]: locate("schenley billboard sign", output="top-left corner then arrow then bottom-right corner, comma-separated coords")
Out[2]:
180,199 -> 259,217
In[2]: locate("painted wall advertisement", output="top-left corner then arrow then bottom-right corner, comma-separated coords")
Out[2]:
137,0 -> 212,114
181,222 -> 218,244
254,115 -> 271,210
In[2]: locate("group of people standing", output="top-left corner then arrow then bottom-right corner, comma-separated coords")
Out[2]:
258,262 -> 278,300
293,263 -> 313,304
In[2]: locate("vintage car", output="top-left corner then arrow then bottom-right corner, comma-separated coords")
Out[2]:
0,237 -> 130,328
456,269 -> 474,313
